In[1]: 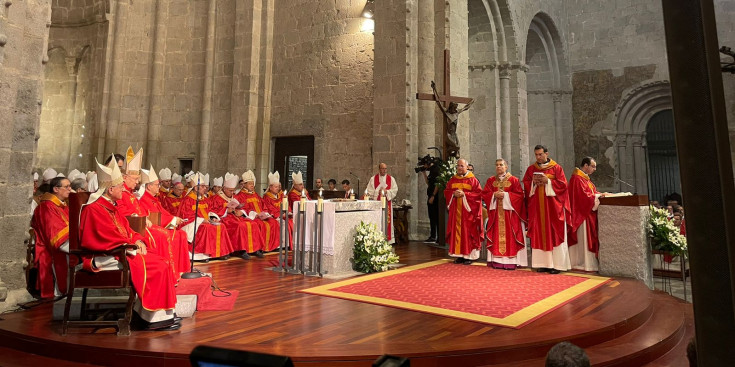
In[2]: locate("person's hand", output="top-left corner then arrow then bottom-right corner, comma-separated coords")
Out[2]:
210,217 -> 220,224
135,240 -> 147,255
494,191 -> 504,199
146,219 -> 153,228
600,192 -> 607,198
431,80 -> 436,89
428,196 -> 435,204
453,190 -> 464,198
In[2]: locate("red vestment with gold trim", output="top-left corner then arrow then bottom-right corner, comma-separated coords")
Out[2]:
444,173 -> 483,256
30,194 -> 70,298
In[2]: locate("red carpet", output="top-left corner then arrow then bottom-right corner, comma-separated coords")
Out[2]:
177,277 -> 239,311
300,260 -> 611,328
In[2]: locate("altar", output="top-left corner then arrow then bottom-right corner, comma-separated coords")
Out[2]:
292,200 -> 383,275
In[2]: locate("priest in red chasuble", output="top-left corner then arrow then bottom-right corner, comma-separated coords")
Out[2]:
31,177 -> 71,299
444,159 -> 483,265
177,173 -> 235,260
207,172 -> 263,259
568,157 -> 605,272
79,156 -> 179,330
482,158 -> 527,270
366,163 -> 399,244
263,171 -> 291,249
523,145 -> 571,274
236,170 -> 279,254
138,166 -> 191,277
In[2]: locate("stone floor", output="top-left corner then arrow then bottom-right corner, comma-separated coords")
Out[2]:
653,276 -> 692,303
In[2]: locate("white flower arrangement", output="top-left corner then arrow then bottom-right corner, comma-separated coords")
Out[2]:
648,205 -> 687,257
436,157 -> 458,190
353,221 -> 399,273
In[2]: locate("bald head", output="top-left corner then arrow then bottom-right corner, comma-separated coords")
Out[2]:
379,162 -> 387,176
456,159 -> 468,175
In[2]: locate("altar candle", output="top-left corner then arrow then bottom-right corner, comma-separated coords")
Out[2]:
381,194 -> 386,209
281,196 -> 288,211
364,188 -> 369,200
300,189 -> 306,212
318,196 -> 323,213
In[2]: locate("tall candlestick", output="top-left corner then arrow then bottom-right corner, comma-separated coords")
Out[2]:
281,196 -> 288,211
381,194 -> 386,208
300,189 -> 306,212
317,196 -> 323,213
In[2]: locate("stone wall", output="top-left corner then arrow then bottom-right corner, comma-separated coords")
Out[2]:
271,0 -> 374,189
0,0 -> 51,311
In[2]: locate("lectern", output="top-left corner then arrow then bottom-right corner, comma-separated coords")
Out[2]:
597,195 -> 654,289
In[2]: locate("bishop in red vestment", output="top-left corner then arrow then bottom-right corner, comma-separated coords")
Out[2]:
568,157 -> 604,272
207,173 -> 263,259
79,157 -> 178,329
481,159 -> 527,270
237,170 -> 279,253
263,171 -> 291,249
523,145 -> 571,273
138,166 -> 191,277
177,181 -> 235,259
30,178 -> 71,298
444,159 -> 483,264
366,163 -> 399,244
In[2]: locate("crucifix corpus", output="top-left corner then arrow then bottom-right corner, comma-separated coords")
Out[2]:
416,49 -> 474,159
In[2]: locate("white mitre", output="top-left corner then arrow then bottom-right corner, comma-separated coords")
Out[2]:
141,164 -> 159,185
291,171 -> 303,185
213,176 -> 223,187
224,173 -> 239,189
89,154 -> 123,204
124,146 -> 143,175
42,168 -> 58,181
241,170 -> 256,184
268,171 -> 280,186
172,173 -> 182,184
158,167 -> 172,181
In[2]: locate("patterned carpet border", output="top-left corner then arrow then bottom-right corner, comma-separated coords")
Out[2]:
299,259 -> 611,328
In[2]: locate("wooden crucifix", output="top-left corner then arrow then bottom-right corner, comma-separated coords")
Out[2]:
416,49 -> 474,159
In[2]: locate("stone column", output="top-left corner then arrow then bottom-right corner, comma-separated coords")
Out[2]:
198,0 -> 217,173
632,134 -> 647,194
144,0 -> 167,168
101,0 -> 128,156
0,0 -> 51,311
499,64 -> 512,171
415,0 -> 434,239
553,92 -> 565,166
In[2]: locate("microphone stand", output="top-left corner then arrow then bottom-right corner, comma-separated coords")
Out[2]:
182,177 -> 203,279
607,175 -> 636,191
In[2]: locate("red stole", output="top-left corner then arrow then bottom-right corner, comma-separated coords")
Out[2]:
373,174 -> 393,241
568,168 -> 600,254
444,173 -> 483,255
31,194 -> 70,298
522,159 -> 569,252
481,174 -> 526,257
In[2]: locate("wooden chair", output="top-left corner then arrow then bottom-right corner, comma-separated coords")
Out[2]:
25,228 -> 40,298
62,192 -> 136,336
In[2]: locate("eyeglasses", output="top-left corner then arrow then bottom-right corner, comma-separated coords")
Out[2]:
56,185 -> 72,189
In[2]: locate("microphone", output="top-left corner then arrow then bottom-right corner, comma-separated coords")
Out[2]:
607,175 -> 635,189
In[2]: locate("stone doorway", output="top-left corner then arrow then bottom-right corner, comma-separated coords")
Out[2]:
645,109 -> 681,203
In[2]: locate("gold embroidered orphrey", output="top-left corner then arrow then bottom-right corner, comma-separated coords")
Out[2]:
492,175 -> 513,255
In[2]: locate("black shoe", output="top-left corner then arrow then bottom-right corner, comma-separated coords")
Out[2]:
453,257 -> 464,264
255,250 -> 265,258
424,237 -> 437,243
463,259 -> 473,265
537,268 -> 550,273
240,252 -> 251,260
145,322 -> 182,331
549,269 -> 561,274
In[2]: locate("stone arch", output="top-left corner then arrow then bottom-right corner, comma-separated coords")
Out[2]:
614,81 -> 673,194
467,0 -> 519,177
524,12 -> 572,170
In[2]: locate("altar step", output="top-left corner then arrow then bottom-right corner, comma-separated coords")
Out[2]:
494,291 -> 691,367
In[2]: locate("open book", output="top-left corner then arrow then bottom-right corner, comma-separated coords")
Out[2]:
604,192 -> 633,198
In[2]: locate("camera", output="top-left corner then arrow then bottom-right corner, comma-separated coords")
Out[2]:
414,154 -> 436,173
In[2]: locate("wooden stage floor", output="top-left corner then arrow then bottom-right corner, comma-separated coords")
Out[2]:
0,242 -> 693,366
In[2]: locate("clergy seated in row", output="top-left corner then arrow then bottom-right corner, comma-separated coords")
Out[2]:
568,157 -> 604,272
444,159 -> 484,265
262,171 -> 291,249
30,177 -> 72,299
138,166 -> 191,277
207,173 -> 263,260
114,147 -> 189,279
176,174 -> 235,260
157,167 -> 173,200
366,162 -> 398,244
80,156 -> 180,331
236,170 -> 279,253
482,159 -> 528,270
